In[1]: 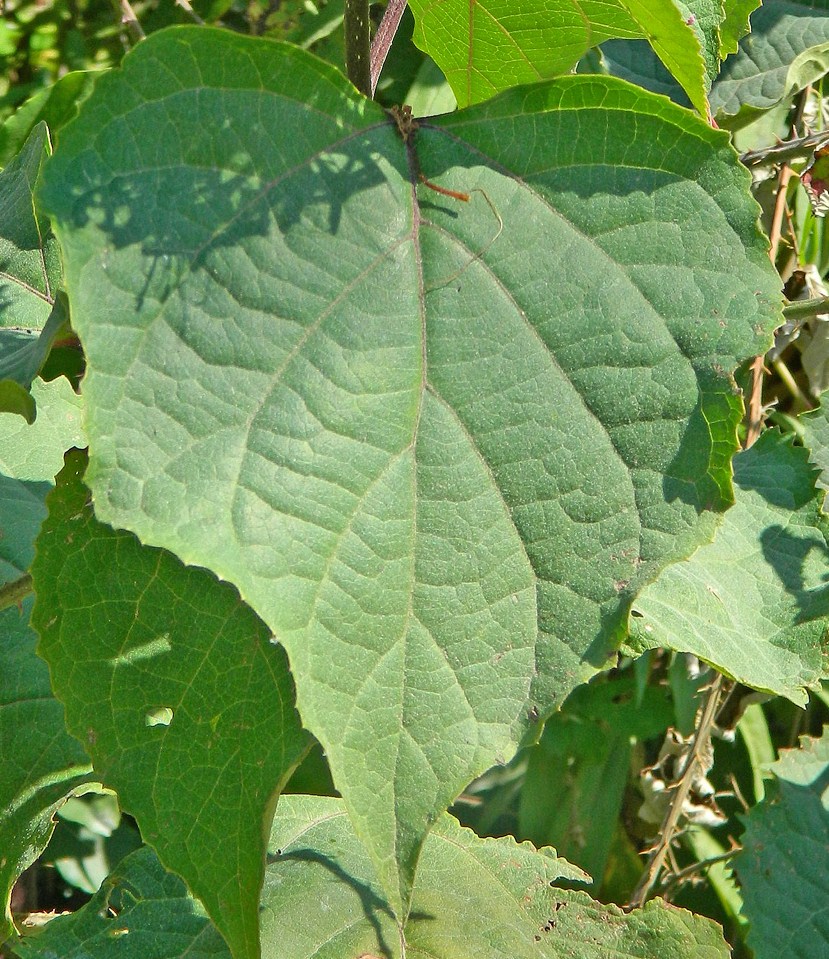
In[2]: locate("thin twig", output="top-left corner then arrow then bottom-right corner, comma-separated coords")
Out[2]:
0,573 -> 33,614
628,674 -> 725,910
741,129 -> 829,168
176,0 -> 205,24
771,356 -> 812,411
661,846 -> 738,898
371,0 -> 407,96
112,0 -> 145,41
747,89 -> 813,446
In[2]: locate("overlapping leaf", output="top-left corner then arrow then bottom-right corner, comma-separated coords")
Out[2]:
406,0 -> 708,112
15,796 -> 731,959
711,0 -> 829,116
735,728 -> 829,958
801,394 -> 829,493
12,846 -> 231,959
0,377 -> 88,946
629,432 -> 829,704
31,450 -> 309,959
39,26 -> 780,919
0,124 -> 63,421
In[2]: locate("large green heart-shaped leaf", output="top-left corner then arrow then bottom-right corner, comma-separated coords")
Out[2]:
14,797 -> 730,959
406,0 -> 708,112
0,377 -> 89,946
39,26 -> 781,918
31,450 -> 309,959
628,431 -> 829,704
735,728 -> 829,958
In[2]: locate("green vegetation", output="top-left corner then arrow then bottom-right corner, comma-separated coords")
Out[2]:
2,2 -> 829,957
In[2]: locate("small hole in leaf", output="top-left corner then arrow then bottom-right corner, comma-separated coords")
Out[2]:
145,707 -> 173,727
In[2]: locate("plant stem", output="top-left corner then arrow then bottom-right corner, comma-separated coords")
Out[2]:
741,129 -> 829,168
344,0 -> 372,98
628,674 -> 724,910
176,0 -> 205,24
370,0 -> 407,96
771,356 -> 812,411
0,573 -> 33,614
782,295 -> 829,322
112,0 -> 145,42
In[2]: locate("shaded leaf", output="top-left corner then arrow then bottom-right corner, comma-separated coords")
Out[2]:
406,0 -> 708,112
735,727 -> 829,958
629,432 -> 829,704
39,27 -> 781,919
710,0 -> 829,116
593,40 -> 691,106
0,124 -> 62,418
0,377 -> 89,946
12,846 -> 231,959
0,600 -> 92,948
0,72 -> 96,169
31,451 -> 309,959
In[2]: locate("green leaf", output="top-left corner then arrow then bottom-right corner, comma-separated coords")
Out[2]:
406,0 -> 709,113
12,846 -> 231,959
0,298 -> 70,424
738,701 -> 776,803
260,795 -> 729,958
14,797 -> 729,959
674,0 -> 724,90
594,40 -> 692,106
735,728 -> 829,958
0,378 -> 89,946
0,71 -> 95,169
0,123 -> 63,418
39,26 -> 781,919
801,394 -> 829,493
710,0 -> 829,117
31,450 -> 309,959
629,432 -> 829,705
0,377 -> 84,488
719,0 -> 761,56
0,600 -> 93,949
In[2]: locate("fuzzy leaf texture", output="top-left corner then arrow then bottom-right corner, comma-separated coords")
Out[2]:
38,26 -> 781,922
735,727 -> 829,958
629,431 -> 829,704
31,451 -> 309,959
710,0 -> 829,116
14,796 -> 732,959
